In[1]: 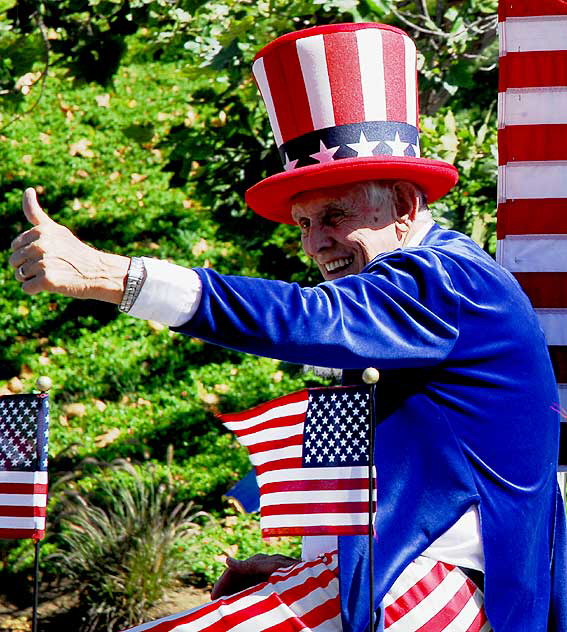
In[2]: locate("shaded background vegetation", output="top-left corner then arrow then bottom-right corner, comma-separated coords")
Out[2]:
0,0 -> 499,628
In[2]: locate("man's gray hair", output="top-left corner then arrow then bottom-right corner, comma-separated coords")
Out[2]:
354,180 -> 430,216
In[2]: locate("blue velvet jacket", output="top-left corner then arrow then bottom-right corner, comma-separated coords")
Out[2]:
174,225 -> 567,631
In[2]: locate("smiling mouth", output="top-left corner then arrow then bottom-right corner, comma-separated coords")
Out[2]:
324,257 -> 354,274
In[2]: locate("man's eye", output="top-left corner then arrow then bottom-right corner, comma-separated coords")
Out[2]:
326,211 -> 343,224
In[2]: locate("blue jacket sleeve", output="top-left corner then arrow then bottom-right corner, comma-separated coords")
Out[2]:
173,249 -> 460,370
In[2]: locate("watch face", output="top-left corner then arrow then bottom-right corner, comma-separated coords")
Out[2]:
119,258 -> 146,312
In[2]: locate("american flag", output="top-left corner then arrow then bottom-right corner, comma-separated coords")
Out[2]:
0,393 -> 50,540
121,554 -> 488,632
219,385 -> 376,537
496,0 -> 567,467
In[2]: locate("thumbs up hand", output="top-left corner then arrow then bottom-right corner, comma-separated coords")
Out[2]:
10,188 -> 130,302
21,187 -> 55,227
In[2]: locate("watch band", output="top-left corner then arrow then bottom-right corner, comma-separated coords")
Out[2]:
119,257 -> 146,313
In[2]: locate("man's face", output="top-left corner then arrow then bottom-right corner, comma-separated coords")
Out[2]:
291,183 -> 401,281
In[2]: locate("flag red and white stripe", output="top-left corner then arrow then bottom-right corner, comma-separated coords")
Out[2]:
122,553 -> 488,632
219,386 -> 376,537
384,557 -> 490,632
496,0 -> 567,443
0,471 -> 48,539
123,551 -> 341,632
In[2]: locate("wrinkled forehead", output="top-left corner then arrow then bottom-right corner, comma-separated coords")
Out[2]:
290,183 -> 365,222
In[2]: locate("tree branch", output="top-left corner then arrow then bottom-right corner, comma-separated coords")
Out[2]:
0,3 -> 51,132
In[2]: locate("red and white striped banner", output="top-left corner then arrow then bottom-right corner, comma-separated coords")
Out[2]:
496,0 -> 567,427
122,553 -> 488,632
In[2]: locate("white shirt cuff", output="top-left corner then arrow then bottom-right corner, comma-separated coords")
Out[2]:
128,257 -> 202,327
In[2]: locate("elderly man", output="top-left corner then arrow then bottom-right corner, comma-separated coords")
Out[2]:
10,22 -> 567,632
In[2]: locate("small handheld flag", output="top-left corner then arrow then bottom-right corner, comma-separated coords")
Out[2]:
0,392 -> 50,541
0,383 -> 51,632
218,385 -> 376,537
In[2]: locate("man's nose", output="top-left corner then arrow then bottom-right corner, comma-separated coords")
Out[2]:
303,228 -> 334,257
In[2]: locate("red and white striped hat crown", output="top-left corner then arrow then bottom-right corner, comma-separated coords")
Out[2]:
245,23 -> 458,224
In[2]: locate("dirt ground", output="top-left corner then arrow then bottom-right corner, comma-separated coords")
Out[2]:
0,581 -> 210,632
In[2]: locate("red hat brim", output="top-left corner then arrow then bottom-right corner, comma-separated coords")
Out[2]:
245,157 -> 459,224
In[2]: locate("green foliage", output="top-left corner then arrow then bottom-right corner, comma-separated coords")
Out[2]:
360,1 -> 499,113
421,103 -> 498,251
49,463 -> 210,631
181,510 -> 301,586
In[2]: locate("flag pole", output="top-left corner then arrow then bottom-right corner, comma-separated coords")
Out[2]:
32,538 -> 40,632
363,367 -> 380,632
32,375 -> 52,632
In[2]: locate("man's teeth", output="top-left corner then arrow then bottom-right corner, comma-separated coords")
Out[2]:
325,257 -> 353,272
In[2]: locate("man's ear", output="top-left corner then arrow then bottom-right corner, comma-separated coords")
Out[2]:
393,181 -> 420,239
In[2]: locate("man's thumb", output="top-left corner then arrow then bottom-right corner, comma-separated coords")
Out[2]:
22,188 -> 52,226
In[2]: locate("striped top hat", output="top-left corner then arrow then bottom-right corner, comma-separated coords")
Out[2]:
245,23 -> 458,224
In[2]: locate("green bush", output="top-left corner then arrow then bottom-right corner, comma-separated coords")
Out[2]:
180,510 -> 302,587
49,463 -> 210,631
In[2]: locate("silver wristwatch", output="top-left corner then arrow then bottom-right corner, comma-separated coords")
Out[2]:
119,257 -> 146,313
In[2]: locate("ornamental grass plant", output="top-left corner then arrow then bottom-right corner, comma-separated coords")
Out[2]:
50,463 -> 210,632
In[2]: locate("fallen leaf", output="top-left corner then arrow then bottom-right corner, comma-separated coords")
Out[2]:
130,173 -> 148,184
19,365 -> 33,379
201,393 -> 219,405
94,428 -> 120,448
95,93 -> 110,108
63,403 -> 86,418
94,400 -> 107,412
15,72 -> 40,95
222,544 -> 238,558
69,139 -> 94,158
192,238 -> 208,257
8,377 -> 23,393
